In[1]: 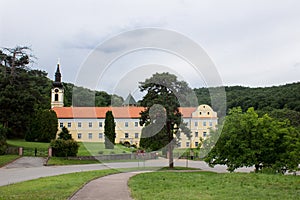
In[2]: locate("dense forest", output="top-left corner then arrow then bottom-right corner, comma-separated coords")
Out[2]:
194,83 -> 300,128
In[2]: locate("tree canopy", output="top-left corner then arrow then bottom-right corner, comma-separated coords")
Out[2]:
204,107 -> 300,173
104,111 -> 116,149
139,72 -> 192,168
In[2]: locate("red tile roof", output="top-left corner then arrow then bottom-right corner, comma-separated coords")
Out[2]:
53,106 -> 208,119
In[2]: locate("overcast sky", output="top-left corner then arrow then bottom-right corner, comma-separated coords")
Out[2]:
1,0 -> 300,99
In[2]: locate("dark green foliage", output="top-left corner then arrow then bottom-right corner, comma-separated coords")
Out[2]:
0,47 -> 52,138
194,82 -> 300,113
67,84 -> 124,107
26,109 -> 58,142
205,107 -> 300,173
50,139 -> 79,157
139,73 -> 192,168
58,126 -> 72,140
104,111 -> 116,149
0,125 -> 8,155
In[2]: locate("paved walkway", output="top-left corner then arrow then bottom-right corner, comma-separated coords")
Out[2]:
69,171 -> 149,200
0,158 -> 255,187
4,157 -> 46,168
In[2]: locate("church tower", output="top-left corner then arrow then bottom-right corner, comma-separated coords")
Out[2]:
51,62 -> 64,108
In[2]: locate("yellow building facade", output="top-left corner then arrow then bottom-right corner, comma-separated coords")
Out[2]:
51,65 -> 217,148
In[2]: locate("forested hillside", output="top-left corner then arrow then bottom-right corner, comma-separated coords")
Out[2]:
194,82 -> 300,127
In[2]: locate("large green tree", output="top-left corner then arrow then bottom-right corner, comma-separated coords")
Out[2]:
26,109 -> 58,142
204,107 -> 300,173
104,111 -> 116,149
139,72 -> 192,168
0,47 -> 51,138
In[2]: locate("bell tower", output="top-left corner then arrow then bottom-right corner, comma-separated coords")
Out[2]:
51,62 -> 64,108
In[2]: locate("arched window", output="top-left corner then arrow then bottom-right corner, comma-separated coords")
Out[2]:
55,94 -> 58,101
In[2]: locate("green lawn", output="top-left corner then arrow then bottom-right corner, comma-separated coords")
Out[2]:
129,172 -> 300,200
47,157 -> 101,165
0,169 -> 119,200
0,155 -> 20,167
7,139 -> 50,149
77,142 -> 133,156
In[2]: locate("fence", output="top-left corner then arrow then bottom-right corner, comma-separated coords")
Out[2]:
68,152 -> 158,161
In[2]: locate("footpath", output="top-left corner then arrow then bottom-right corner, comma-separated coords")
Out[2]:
69,171 -> 149,200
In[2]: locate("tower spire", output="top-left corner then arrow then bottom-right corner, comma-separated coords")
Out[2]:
53,60 -> 62,88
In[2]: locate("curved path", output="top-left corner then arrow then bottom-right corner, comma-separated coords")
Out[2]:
0,157 -> 254,187
69,171 -> 149,200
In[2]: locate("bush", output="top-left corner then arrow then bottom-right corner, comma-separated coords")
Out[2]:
50,139 -> 79,157
58,126 -> 72,140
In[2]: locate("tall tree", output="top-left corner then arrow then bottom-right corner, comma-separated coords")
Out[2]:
204,107 -> 300,173
104,111 -> 116,149
26,109 -> 58,142
139,72 -> 192,168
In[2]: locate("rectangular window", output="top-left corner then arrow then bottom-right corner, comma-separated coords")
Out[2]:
194,121 -> 198,127
99,122 -> 103,127
177,142 -> 181,148
209,121 -> 213,127
135,122 -> 139,127
67,122 -> 71,128
203,121 -> 207,126
89,122 -> 92,128
78,122 -> 82,128
135,133 -> 139,138
125,133 -> 129,138
77,133 -> 82,139
203,132 -> 207,137
195,142 -> 199,147
88,133 -> 92,139
186,142 -> 190,148
99,133 -> 103,139
60,122 -> 63,128
125,122 -> 128,127
195,132 -> 198,137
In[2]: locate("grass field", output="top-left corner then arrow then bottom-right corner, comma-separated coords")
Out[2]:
6,140 -> 133,156
46,157 -> 101,165
7,139 -> 50,149
0,169 -> 119,200
78,142 -> 133,156
0,155 -> 20,167
129,172 -> 300,200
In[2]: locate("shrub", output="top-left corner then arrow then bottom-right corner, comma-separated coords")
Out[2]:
58,126 -> 72,140
50,139 -> 79,157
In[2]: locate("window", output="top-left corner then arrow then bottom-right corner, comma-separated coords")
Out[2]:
125,133 -> 129,138
88,133 -> 93,139
135,133 -> 139,138
77,133 -> 82,139
186,142 -> 190,147
207,112 -> 210,115
177,142 -> 181,148
55,94 -> 58,101
194,121 -> 198,127
199,112 -> 202,115
99,133 -> 103,139
209,121 -> 213,127
60,122 -> 63,128
67,122 -> 71,128
125,122 -> 128,127
99,122 -> 103,127
203,121 -> 207,126
135,122 -> 138,127
89,122 -> 92,127
195,132 -> 198,137
203,132 -> 207,137
195,142 -> 199,147
78,122 -> 82,128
